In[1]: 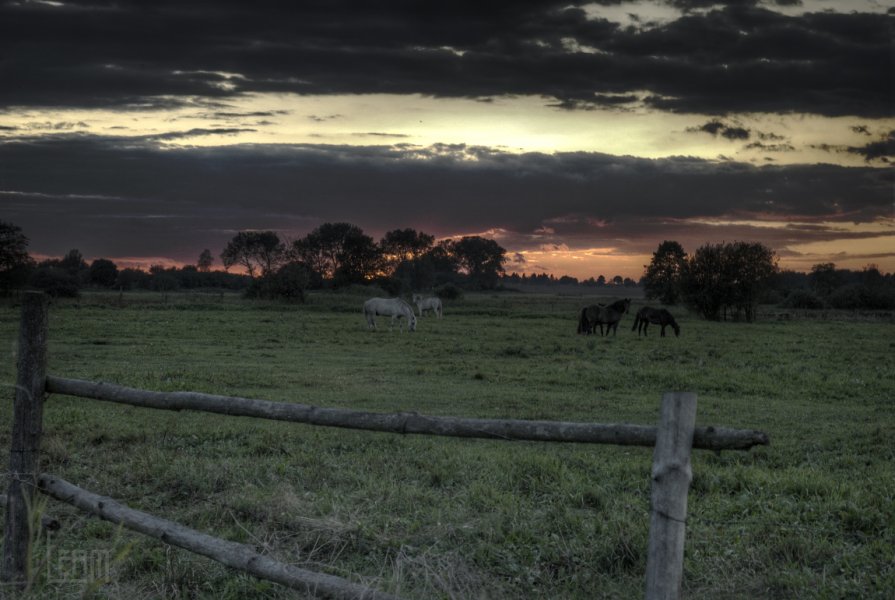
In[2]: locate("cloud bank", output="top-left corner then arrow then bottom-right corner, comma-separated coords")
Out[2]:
0,1 -> 889,117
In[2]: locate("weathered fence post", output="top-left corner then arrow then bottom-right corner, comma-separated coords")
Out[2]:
645,392 -> 697,600
1,292 -> 49,586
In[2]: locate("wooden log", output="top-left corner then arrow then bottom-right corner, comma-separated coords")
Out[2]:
37,474 -> 401,600
0,494 -> 60,531
2,292 -> 49,585
45,377 -> 769,451
645,392 -> 697,600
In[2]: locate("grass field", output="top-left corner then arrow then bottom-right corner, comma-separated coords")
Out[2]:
0,289 -> 893,599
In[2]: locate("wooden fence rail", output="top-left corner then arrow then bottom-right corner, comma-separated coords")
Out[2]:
45,376 -> 769,451
38,474 -> 400,600
2,292 -> 770,599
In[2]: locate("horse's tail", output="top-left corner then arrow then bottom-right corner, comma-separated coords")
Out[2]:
577,307 -> 588,334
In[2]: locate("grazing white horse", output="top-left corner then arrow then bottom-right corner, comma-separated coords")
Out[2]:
412,293 -> 443,318
363,297 -> 417,331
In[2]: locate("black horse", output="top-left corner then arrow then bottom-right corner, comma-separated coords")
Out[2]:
578,298 -> 631,336
632,307 -> 680,337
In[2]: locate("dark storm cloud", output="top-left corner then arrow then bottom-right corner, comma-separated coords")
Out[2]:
847,130 -> 895,163
211,111 -> 290,119
145,128 -> 257,141
691,120 -> 752,140
812,131 -> 895,163
352,132 -> 411,139
744,141 -> 795,152
0,1 -> 888,117
2,135 -> 890,260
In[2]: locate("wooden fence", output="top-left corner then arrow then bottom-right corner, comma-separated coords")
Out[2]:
1,292 -> 769,599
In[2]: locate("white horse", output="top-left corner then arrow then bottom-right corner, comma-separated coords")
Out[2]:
363,297 -> 417,332
412,293 -> 443,318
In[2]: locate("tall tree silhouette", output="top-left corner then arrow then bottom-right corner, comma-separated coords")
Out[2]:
221,231 -> 285,278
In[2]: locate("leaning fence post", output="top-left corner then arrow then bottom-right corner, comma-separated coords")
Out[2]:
645,392 -> 697,600
1,291 -> 49,586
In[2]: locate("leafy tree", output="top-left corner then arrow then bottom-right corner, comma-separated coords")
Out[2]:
861,264 -> 884,288
424,240 -> 461,284
611,275 -> 624,286
89,258 -> 119,288
642,240 -> 687,304
292,222 -> 384,284
197,249 -> 214,272
59,249 -> 88,276
0,220 -> 34,295
809,263 -> 840,297
380,228 -> 435,274
449,236 -> 507,289
333,230 -> 382,286
150,268 -> 179,301
724,241 -> 778,321
680,244 -> 726,320
176,264 -> 201,288
681,241 -> 777,321
221,231 -> 286,278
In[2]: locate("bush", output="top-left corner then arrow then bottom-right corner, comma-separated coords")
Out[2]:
271,263 -> 311,302
828,285 -> 895,310
375,276 -> 404,298
435,282 -> 463,300
30,267 -> 80,298
245,263 -> 311,302
781,290 -> 825,310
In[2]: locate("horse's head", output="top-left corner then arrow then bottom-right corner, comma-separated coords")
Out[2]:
672,322 -> 681,337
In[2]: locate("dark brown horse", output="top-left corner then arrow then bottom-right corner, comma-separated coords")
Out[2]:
632,307 -> 680,337
578,298 -> 631,336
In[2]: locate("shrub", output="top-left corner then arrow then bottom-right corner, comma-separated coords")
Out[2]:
781,290 -> 825,310
245,262 -> 311,302
828,285 -> 895,310
270,262 -> 311,302
30,267 -> 80,298
375,276 -> 404,298
435,282 -> 463,300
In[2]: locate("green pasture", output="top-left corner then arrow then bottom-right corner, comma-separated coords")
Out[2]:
0,290 -> 892,599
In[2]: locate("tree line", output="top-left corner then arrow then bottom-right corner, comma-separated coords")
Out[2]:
0,220 -> 508,300
218,223 -> 508,300
500,273 -> 639,288
641,240 -> 895,320
4,219 -> 892,314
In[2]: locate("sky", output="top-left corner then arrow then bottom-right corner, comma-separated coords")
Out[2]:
1,0 -> 893,279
